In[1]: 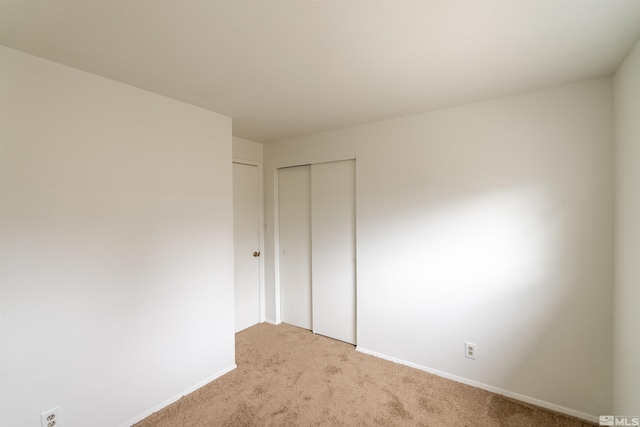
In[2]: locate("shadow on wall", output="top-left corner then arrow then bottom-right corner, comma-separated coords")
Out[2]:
363,184 -> 610,414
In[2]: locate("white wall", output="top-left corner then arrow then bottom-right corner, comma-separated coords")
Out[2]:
0,47 -> 235,427
233,137 -> 263,163
613,38 -> 640,415
264,78 -> 614,419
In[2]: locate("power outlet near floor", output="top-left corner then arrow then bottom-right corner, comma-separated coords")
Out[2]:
465,342 -> 477,360
40,407 -> 60,427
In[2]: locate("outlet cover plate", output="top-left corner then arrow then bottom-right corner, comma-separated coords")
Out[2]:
40,407 -> 60,427
465,342 -> 477,360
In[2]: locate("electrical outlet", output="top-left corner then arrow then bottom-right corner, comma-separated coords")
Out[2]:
465,342 -> 477,360
41,407 -> 60,427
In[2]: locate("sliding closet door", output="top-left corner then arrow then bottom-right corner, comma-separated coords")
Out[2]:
311,160 -> 356,344
278,165 -> 312,330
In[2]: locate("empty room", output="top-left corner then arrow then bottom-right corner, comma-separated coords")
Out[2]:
1,1 -> 639,426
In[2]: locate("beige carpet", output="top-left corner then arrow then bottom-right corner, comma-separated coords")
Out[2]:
134,323 -> 596,426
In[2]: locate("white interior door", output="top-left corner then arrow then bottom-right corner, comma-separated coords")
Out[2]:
311,160 -> 356,344
278,165 -> 312,330
233,162 -> 261,333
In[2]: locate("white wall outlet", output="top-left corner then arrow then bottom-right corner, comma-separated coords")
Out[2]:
41,407 -> 61,427
465,342 -> 477,360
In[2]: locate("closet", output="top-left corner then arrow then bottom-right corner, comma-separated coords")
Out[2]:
278,160 -> 356,345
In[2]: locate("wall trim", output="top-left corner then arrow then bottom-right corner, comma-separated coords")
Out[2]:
119,364 -> 237,427
274,153 -> 356,170
355,347 -> 598,423
264,319 -> 279,325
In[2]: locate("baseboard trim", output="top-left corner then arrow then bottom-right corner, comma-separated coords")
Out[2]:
264,319 -> 279,325
119,364 -> 237,427
355,347 -> 598,423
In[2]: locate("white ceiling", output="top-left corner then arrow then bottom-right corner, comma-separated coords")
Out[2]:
2,1 -> 640,142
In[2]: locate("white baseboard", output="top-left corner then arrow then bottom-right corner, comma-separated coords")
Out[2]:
264,319 -> 279,325
355,347 -> 598,424
119,364 -> 237,427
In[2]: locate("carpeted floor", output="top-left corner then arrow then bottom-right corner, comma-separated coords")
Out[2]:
134,323 -> 596,426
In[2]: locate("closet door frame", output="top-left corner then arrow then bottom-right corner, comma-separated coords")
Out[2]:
273,154 -> 356,327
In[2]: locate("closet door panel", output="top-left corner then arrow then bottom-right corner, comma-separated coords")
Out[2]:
278,165 -> 312,330
311,160 -> 356,344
